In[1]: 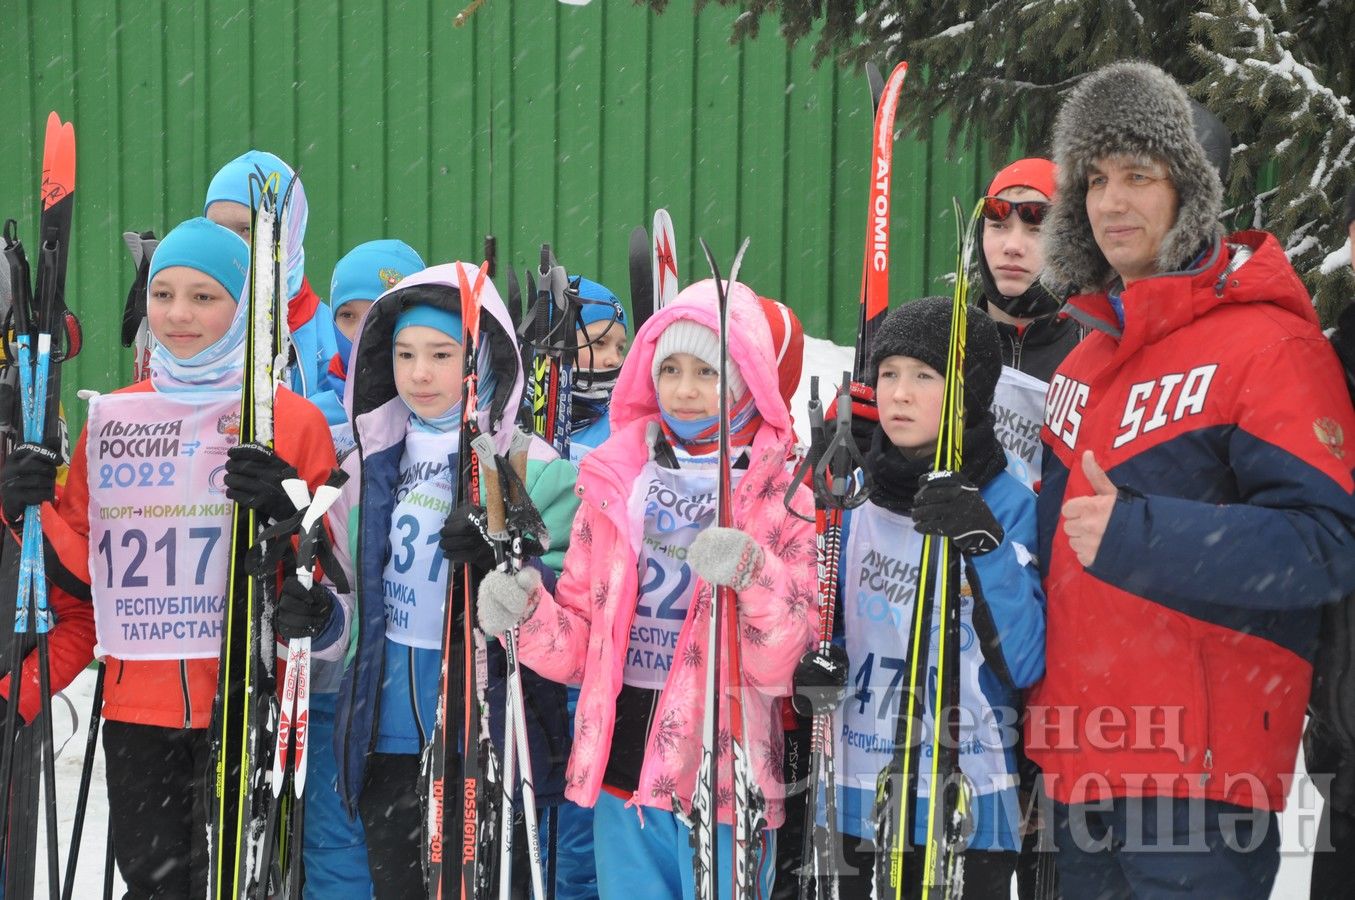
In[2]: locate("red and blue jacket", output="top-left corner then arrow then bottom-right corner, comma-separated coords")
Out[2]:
1030,230 -> 1355,812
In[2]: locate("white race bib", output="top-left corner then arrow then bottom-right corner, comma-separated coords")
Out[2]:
834,502 -> 1012,838
87,392 -> 237,661
622,462 -> 718,689
992,365 -> 1047,491
383,431 -> 457,649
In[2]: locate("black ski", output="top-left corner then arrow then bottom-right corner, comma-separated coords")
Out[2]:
0,111 -> 79,900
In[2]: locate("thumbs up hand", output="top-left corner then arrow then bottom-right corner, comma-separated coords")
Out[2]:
1061,451 -> 1119,567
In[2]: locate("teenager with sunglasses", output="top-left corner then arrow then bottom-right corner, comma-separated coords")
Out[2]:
976,158 -> 1077,900
978,158 -> 1080,390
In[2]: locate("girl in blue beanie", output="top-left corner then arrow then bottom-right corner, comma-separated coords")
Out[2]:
5,217 -> 347,897
325,239 -> 427,405
204,149 -> 343,423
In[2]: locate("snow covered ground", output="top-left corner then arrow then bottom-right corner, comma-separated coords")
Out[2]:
34,657 -> 1323,897
36,665 -> 123,897
25,332 -> 1325,897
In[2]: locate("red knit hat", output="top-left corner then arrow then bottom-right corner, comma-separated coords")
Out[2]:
987,157 -> 1057,201
759,296 -> 804,408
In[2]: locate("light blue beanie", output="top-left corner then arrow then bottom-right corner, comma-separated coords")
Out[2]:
148,218 -> 250,302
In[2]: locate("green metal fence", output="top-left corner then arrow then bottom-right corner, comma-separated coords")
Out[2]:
0,0 -> 993,434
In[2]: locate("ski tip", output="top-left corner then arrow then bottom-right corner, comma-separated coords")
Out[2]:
41,112 -> 76,208
728,236 -> 751,285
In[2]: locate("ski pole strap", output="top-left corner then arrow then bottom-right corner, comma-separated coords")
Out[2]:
244,511 -> 350,595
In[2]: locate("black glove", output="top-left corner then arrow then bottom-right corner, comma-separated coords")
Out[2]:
792,644 -> 850,717
912,470 -> 1004,557
224,442 -> 299,522
275,576 -> 335,641
439,503 -> 497,572
1,442 -> 60,524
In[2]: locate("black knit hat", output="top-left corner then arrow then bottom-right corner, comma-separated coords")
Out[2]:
869,297 -> 1003,418
1345,184 -> 1355,228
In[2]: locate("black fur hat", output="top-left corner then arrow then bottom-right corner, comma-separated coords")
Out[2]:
869,297 -> 1003,420
1043,61 -> 1224,292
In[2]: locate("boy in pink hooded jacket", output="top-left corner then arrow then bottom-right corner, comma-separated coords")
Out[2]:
477,279 -> 817,897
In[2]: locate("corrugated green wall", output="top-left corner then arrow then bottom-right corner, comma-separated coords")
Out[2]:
0,0 -> 992,433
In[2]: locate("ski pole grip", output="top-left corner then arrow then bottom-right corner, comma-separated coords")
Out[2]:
472,433 -> 508,537
507,428 -> 531,487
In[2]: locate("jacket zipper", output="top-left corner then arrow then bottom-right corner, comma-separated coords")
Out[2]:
1197,645 -> 1214,786
180,660 -> 192,729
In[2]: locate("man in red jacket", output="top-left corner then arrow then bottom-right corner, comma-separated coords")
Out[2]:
1030,61 -> 1355,898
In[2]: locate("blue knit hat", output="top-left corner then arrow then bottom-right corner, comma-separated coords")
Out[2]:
331,240 -> 426,310
148,218 -> 250,302
394,304 -> 463,342
204,149 -> 307,298
576,277 -> 627,332
204,149 -> 295,212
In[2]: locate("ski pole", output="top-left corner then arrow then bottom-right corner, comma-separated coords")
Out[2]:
60,664 -> 105,900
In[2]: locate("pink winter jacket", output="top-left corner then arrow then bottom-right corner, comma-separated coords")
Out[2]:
515,280 -> 817,829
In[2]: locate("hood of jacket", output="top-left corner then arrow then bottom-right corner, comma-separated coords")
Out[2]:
1062,230 -> 1317,359
609,278 -> 793,446
345,261 -> 524,459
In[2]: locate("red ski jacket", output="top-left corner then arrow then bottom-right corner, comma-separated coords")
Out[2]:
1030,231 -> 1355,811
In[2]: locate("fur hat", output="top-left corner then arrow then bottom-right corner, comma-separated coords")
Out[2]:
869,297 -> 1003,421
1043,61 -> 1224,292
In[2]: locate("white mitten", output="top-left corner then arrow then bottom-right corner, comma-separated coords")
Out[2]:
477,568 -> 541,638
686,526 -> 765,591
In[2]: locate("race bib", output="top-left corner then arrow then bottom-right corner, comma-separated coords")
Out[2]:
622,462 -> 719,689
86,392 -> 238,661
992,365 -> 1047,491
330,420 -> 356,458
834,502 -> 1013,839
383,431 -> 457,649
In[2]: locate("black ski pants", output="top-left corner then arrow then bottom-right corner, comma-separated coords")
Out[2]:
359,751 -> 427,899
103,721 -> 211,900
